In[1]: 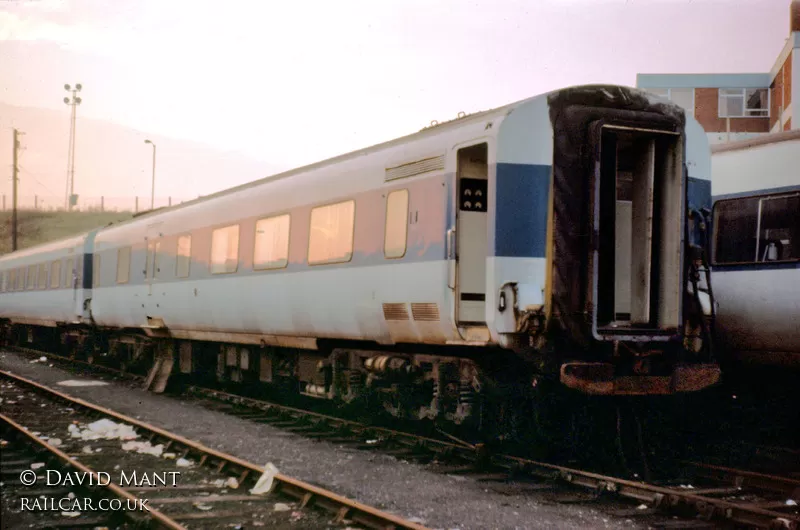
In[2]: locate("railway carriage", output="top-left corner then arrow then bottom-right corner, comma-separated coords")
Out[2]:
711,130 -> 800,368
1,85 -> 719,431
0,231 -> 96,346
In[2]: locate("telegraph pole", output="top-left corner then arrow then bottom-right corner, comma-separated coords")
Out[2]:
11,129 -> 20,251
63,83 -> 83,210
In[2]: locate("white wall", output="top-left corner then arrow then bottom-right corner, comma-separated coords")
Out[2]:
712,137 -> 800,196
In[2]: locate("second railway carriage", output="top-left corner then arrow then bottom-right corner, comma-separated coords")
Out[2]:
2,85 -> 719,428
711,130 -> 800,368
0,231 -> 96,342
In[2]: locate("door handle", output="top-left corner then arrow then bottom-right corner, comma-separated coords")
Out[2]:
446,228 -> 456,259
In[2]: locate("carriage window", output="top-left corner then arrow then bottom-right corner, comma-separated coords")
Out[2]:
211,224 -> 240,274
1,271 -> 6,292
116,246 -> 131,284
27,265 -> 36,290
308,200 -> 355,265
254,214 -> 290,270
38,263 -> 47,290
176,234 -> 192,278
17,267 -> 25,290
93,255 -> 101,287
384,190 -> 409,259
713,193 -> 800,264
50,260 -> 61,288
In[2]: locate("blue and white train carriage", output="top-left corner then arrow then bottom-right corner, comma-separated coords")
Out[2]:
0,232 -> 96,342
1,85 -> 719,427
711,130 -> 800,368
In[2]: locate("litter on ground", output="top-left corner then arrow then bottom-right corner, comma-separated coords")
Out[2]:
57,380 -> 109,387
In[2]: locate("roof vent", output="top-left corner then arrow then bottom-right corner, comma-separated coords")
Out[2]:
385,155 -> 445,182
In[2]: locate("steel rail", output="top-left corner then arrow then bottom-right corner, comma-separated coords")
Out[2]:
0,369 -> 430,530
0,412 -> 186,530
682,461 -> 800,495
492,453 -> 799,529
6,346 -> 799,528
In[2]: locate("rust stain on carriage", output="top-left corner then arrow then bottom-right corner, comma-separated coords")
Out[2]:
559,362 -> 721,395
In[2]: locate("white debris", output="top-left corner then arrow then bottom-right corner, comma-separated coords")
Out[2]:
61,511 -> 80,518
121,441 -> 164,457
787,499 -> 798,506
211,479 -> 225,488
225,477 -> 239,489
163,452 -> 177,460
679,484 -> 695,489
250,463 -> 280,495
637,504 -> 649,510
82,446 -> 94,454
68,419 -> 138,441
40,356 -> 47,362
273,503 -> 291,512
194,503 -> 213,511
366,439 -> 378,444
68,492 -> 75,499
30,463 -> 45,470
176,458 -> 193,468
57,380 -> 109,387
48,438 -> 63,448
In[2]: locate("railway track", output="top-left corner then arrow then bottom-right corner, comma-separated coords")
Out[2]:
5,346 -> 800,529
0,368 -> 430,530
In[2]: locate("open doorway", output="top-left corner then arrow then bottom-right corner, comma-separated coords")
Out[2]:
594,125 -> 683,335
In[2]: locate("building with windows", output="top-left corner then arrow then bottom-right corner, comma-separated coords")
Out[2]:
636,0 -> 799,144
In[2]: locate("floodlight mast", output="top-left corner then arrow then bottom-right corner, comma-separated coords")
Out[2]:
63,83 -> 83,210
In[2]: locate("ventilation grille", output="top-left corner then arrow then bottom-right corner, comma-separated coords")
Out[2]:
385,155 -> 445,181
411,303 -> 440,322
382,303 -> 410,321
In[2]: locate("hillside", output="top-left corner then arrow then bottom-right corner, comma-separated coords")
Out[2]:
0,210 -> 132,255
0,102 -> 284,210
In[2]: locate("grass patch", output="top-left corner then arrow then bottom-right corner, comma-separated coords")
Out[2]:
0,211 -> 133,255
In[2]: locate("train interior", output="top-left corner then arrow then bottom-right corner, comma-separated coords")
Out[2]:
595,125 -> 683,336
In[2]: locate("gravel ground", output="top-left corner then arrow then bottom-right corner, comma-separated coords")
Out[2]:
0,351 -> 655,530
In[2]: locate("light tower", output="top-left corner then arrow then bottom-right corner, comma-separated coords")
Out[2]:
63,83 -> 82,210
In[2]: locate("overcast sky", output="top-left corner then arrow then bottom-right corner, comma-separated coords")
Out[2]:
0,0 -> 792,170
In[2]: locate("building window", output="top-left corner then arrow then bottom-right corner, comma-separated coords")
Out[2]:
254,214 -> 290,270
211,224 -> 240,274
646,88 -> 670,99
176,234 -> 192,278
38,263 -> 47,290
384,189 -> 409,259
644,88 -> 695,117
713,193 -> 799,264
50,260 -> 61,288
718,88 -> 769,118
308,200 -> 355,265
116,247 -> 131,284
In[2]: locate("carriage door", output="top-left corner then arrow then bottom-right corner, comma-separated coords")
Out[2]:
454,143 -> 488,326
145,223 -> 162,298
